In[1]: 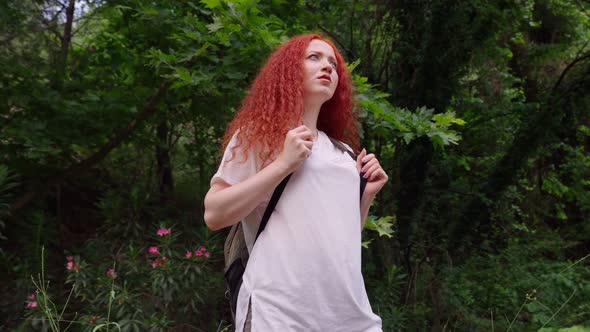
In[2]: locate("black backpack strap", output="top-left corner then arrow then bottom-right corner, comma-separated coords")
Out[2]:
254,173 -> 292,242
328,137 -> 356,160
327,137 -> 368,201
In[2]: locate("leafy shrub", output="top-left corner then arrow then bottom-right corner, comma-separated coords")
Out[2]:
443,232 -> 590,331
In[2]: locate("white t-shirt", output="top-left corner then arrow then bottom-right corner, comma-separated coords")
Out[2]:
211,130 -> 383,332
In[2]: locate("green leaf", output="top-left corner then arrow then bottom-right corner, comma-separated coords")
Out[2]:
175,67 -> 192,82
454,118 -> 466,126
433,113 -> 454,127
201,0 -> 222,9
206,16 -> 223,32
347,59 -> 361,73
364,216 -> 395,238
556,203 -> 568,220
138,7 -> 159,16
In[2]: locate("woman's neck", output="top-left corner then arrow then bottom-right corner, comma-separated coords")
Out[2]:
302,99 -> 322,134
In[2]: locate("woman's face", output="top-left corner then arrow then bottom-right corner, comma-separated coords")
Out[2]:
302,39 -> 339,102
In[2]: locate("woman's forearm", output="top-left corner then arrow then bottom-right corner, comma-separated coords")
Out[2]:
360,192 -> 376,229
203,160 -> 291,231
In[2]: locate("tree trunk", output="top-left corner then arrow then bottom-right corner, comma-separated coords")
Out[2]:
156,118 -> 174,204
54,0 -> 76,88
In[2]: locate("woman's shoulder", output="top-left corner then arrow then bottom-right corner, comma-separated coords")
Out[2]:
321,131 -> 355,157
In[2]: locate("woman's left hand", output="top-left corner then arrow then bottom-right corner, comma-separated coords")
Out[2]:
356,148 -> 388,196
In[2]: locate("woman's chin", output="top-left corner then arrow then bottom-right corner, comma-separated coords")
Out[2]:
305,89 -> 335,103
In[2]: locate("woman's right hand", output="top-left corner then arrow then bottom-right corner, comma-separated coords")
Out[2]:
275,125 -> 315,173
204,125 -> 315,230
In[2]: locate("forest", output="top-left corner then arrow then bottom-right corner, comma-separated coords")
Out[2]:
1,0 -> 589,331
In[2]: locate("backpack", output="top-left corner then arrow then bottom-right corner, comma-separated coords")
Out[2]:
223,137 -> 367,322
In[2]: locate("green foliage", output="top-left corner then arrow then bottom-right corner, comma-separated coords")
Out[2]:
539,326 -> 590,332
1,0 -> 589,331
364,215 -> 395,238
370,264 -> 409,331
443,233 -> 590,331
352,69 -> 466,148
362,215 -> 395,248
541,128 -> 590,221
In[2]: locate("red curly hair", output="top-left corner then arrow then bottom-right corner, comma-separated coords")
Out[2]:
222,33 -> 358,164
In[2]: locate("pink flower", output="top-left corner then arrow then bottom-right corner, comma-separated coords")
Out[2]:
185,251 -> 192,258
204,252 -> 210,258
200,246 -> 207,252
65,256 -> 80,272
148,246 -> 160,255
156,227 -> 171,236
26,301 -> 38,309
161,256 -> 167,261
28,293 -> 36,300
195,250 -> 203,257
151,260 -> 159,268
106,268 -> 117,279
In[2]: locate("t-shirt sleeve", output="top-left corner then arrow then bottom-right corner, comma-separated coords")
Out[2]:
210,131 -> 264,186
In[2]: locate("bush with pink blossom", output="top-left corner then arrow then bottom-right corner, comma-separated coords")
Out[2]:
23,225 -> 227,332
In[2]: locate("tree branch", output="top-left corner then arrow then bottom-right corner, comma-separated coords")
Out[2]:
316,24 -> 354,60
551,51 -> 590,96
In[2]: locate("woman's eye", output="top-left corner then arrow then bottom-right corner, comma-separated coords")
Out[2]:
308,54 -> 319,60
330,61 -> 338,69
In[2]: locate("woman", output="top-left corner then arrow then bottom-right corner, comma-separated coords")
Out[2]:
204,34 -> 388,332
